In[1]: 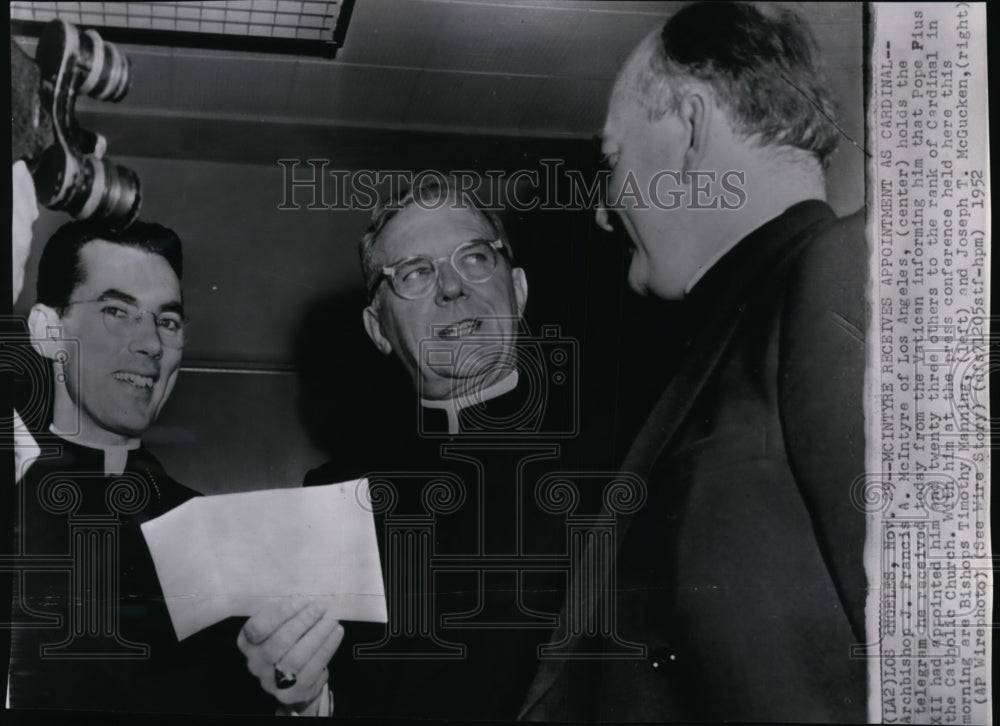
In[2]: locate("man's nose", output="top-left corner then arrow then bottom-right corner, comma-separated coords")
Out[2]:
435,261 -> 467,304
128,311 -> 163,357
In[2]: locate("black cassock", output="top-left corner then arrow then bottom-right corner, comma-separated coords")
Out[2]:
305,372 -> 577,720
8,432 -> 272,715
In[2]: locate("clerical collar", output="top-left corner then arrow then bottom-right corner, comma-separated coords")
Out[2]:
49,424 -> 141,477
421,371 -> 519,435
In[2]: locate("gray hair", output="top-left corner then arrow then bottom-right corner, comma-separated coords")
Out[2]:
359,174 -> 512,301
628,2 -> 841,168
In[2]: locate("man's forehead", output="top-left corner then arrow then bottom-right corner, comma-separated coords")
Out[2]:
604,30 -> 663,132
377,204 -> 495,259
602,92 -> 644,152
75,239 -> 180,299
603,85 -> 640,144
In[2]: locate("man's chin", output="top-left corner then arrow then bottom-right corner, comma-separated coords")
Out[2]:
450,343 -> 514,375
103,413 -> 155,440
425,357 -> 515,397
421,375 -> 495,403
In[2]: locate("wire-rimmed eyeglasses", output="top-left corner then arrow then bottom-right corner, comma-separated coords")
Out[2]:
64,298 -> 187,348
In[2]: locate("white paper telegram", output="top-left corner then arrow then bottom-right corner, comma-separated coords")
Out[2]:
141,478 -> 387,641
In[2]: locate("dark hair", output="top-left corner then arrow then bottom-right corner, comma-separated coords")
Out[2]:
36,220 -> 184,310
359,175 -> 512,301
639,2 -> 840,167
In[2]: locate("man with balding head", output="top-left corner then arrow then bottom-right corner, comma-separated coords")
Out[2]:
522,3 -> 868,721
295,177 -> 569,719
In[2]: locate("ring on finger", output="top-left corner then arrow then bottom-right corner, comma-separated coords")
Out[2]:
274,663 -> 297,690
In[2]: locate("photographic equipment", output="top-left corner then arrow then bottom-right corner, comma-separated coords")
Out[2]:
14,19 -> 141,228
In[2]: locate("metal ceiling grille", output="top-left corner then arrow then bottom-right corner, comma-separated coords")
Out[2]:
10,1 -> 355,57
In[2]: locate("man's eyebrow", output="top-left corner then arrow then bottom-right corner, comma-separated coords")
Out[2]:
389,236 -> 496,261
95,289 -> 139,305
96,289 -> 184,316
159,301 -> 185,317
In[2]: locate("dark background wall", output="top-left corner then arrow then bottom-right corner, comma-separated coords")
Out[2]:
12,3 -> 865,495
14,139 -> 863,495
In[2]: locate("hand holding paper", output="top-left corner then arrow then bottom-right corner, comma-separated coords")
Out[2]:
238,599 -> 345,713
141,478 -> 386,641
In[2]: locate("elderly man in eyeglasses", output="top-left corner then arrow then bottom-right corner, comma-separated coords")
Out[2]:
238,178 -> 568,720
9,221 -> 311,715
357,178 -> 528,433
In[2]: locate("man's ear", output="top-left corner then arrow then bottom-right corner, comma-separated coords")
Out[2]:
362,304 -> 393,355
28,304 -> 65,360
678,89 -> 712,171
511,267 -> 528,317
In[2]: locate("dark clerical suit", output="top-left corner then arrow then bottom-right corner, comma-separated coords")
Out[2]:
305,371 -> 570,719
521,200 -> 869,722
7,431 -> 270,715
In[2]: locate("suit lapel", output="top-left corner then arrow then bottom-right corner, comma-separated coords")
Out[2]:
616,199 -> 838,526
518,266 -> 750,719
520,202 -> 837,718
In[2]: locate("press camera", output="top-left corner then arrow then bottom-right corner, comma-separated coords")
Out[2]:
12,19 -> 141,228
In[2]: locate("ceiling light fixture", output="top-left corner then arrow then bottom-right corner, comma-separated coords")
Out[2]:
10,1 -> 355,58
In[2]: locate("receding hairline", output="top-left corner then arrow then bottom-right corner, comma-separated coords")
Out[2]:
605,3 -> 841,168
609,30 -> 669,116
368,201 -> 501,264
614,30 -> 661,91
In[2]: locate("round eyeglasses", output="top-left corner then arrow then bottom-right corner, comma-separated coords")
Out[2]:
375,239 -> 508,301
64,299 -> 187,348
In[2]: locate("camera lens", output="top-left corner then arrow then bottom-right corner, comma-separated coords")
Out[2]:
36,21 -> 133,103
96,161 -> 142,227
78,29 -> 133,102
34,147 -> 142,228
74,156 -> 142,228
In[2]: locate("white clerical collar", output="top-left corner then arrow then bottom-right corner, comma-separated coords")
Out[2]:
12,411 -> 41,484
421,371 -> 519,435
49,424 -> 141,477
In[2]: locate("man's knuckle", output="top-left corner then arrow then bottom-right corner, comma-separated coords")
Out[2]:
263,640 -> 290,664
242,625 -> 263,644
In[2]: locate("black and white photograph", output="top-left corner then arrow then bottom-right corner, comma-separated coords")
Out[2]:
3,1 -> 991,723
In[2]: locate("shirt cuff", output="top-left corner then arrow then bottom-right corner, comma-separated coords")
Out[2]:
278,684 -> 333,717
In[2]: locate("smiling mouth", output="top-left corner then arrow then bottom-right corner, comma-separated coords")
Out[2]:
437,319 -> 482,338
113,371 -> 157,389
